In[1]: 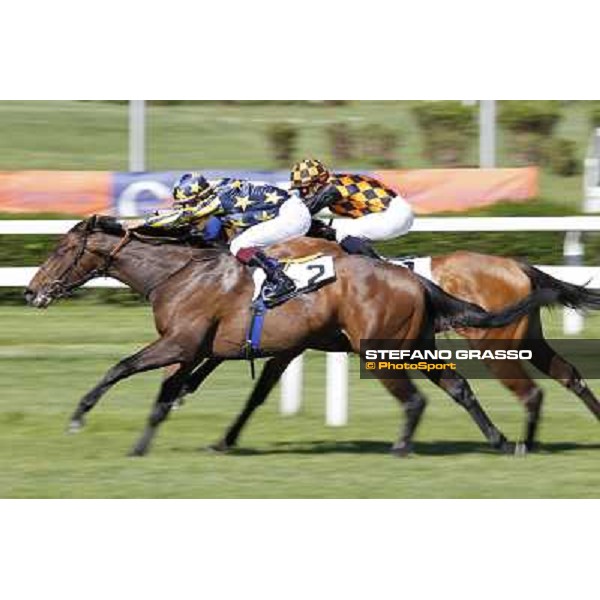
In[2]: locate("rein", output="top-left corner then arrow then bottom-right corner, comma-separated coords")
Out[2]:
44,222 -> 222,301
45,229 -> 132,299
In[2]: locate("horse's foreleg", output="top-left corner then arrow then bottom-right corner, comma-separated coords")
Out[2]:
68,337 -> 184,432
376,374 -> 427,457
129,366 -> 192,457
210,354 -> 295,452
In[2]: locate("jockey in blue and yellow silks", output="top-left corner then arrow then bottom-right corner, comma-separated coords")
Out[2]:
139,173 -> 312,305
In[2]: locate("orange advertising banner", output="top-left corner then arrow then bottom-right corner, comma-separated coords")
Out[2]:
0,171 -> 111,215
373,167 -> 538,214
0,167 -> 538,216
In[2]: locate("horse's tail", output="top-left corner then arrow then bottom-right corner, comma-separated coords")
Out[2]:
519,262 -> 600,310
415,274 -> 561,332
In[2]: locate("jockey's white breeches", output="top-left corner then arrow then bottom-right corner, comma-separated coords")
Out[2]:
229,195 -> 312,255
331,195 -> 414,242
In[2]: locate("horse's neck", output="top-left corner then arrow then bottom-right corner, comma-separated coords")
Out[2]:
105,237 -> 223,298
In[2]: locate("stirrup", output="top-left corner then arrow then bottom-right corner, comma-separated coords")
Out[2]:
261,278 -> 296,308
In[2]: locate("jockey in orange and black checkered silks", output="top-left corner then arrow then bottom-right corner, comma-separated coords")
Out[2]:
290,159 -> 414,258
138,173 -> 311,306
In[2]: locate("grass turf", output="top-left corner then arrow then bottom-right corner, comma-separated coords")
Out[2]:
0,304 -> 598,498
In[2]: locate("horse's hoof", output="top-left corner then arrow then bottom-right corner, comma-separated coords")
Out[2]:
128,447 -> 146,457
390,442 -> 413,457
172,396 -> 186,411
207,441 -> 232,454
490,435 -> 515,454
514,442 -> 529,457
66,419 -> 84,434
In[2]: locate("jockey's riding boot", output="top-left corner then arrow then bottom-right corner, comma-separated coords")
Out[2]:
340,235 -> 382,259
237,248 -> 296,305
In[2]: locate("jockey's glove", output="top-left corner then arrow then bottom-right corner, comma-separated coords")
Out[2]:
203,216 -> 224,241
340,235 -> 381,259
307,219 -> 337,241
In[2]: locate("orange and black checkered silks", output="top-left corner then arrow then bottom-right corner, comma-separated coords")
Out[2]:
328,174 -> 395,218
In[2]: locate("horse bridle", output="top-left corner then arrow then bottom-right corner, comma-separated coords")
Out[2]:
43,225 -> 131,299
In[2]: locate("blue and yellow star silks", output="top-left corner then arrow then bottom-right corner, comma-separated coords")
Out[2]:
145,179 -> 291,238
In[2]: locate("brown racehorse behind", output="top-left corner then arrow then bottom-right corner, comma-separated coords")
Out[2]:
182,250 -> 600,453
24,216 -> 562,457
429,252 -> 600,448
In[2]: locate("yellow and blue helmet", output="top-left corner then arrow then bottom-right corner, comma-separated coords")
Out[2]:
173,172 -> 213,204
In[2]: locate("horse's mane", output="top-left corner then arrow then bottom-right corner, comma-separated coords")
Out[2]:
69,215 -> 123,235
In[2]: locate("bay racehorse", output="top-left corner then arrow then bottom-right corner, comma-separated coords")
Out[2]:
181,250 -> 600,453
24,216 -> 562,456
425,252 -> 600,448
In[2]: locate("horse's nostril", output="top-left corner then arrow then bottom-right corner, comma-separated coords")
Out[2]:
23,288 -> 35,303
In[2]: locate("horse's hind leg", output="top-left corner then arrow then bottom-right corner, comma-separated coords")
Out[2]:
525,313 -> 600,420
376,374 -> 427,457
173,358 -> 224,408
130,365 -> 192,457
210,354 -> 296,452
533,348 -> 600,419
68,337 -> 184,431
422,365 -> 513,452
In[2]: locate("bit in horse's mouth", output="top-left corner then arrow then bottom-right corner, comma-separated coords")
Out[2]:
36,298 -> 50,308
24,289 -> 52,309
35,295 -> 52,308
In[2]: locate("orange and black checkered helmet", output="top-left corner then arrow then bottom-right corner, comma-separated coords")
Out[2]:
290,159 -> 330,190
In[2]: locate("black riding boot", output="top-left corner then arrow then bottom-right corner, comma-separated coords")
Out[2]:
247,250 -> 296,306
340,235 -> 382,259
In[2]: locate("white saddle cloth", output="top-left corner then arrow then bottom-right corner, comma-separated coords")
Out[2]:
387,256 -> 436,283
251,254 -> 434,302
252,255 -> 336,301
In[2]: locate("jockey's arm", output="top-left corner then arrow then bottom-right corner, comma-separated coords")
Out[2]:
306,184 -> 343,215
144,196 -> 223,229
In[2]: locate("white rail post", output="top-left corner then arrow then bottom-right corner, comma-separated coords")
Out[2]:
326,353 -> 348,426
563,231 -> 584,335
280,354 -> 304,415
479,100 -> 496,168
129,100 -> 146,173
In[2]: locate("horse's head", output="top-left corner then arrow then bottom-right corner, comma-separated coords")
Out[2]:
24,215 -> 126,308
